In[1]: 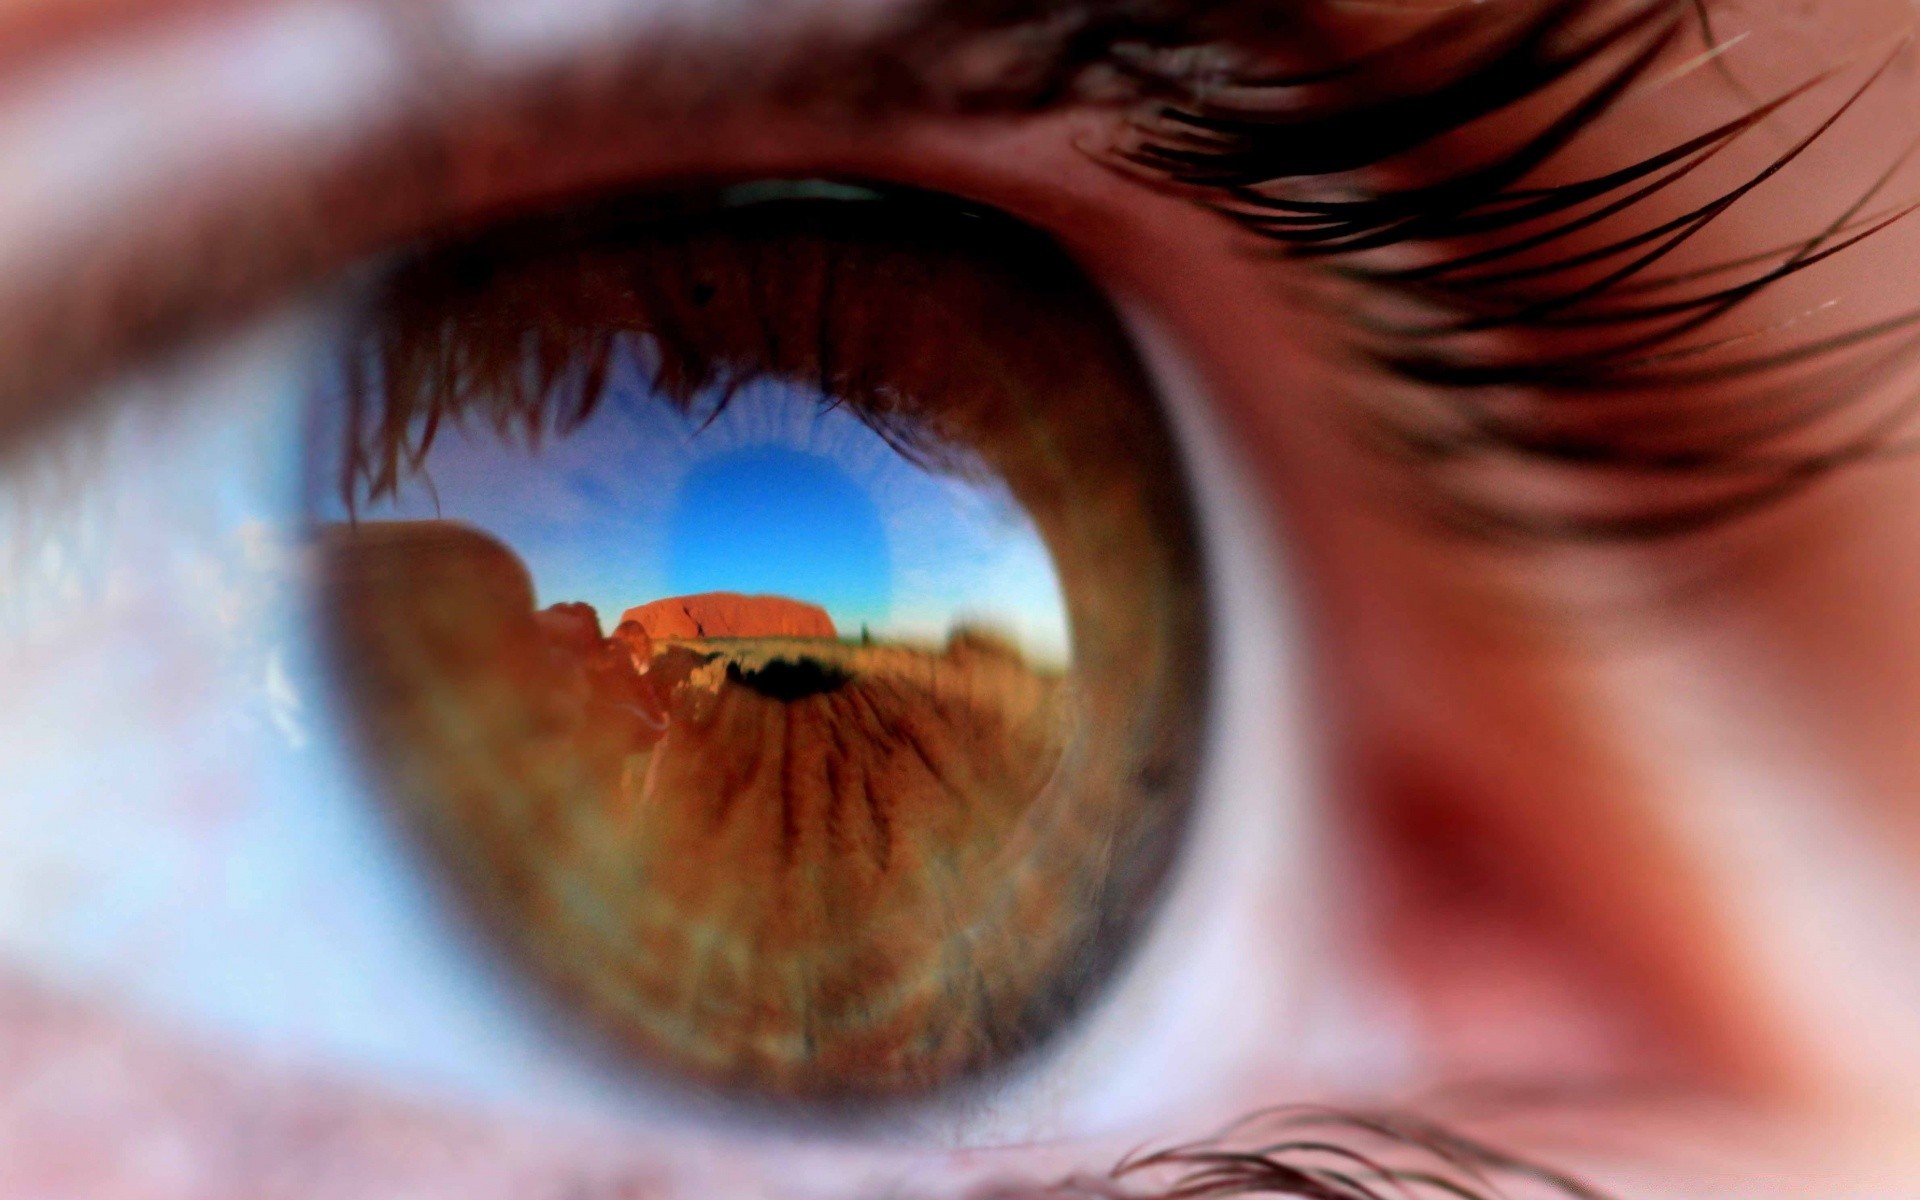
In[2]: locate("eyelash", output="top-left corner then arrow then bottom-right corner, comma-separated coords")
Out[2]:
16,0 -> 1891,549
1098,0 -> 1920,542
335,192 -> 1010,514
1003,1105 -> 1623,1200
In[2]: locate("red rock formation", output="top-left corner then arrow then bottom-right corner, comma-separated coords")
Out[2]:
609,619 -> 653,667
620,592 -> 837,640
535,601 -> 603,654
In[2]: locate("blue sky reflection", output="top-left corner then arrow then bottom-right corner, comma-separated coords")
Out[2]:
331,368 -> 1072,663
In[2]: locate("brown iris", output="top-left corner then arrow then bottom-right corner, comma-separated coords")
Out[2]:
308,188 -> 1208,1104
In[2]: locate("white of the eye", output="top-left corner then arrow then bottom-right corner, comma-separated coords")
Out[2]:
0,309 -> 696,1123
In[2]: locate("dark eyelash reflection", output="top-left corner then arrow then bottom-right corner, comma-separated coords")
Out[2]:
1101,0 -> 1920,541
979,1106 -> 1620,1200
336,195 -> 1011,516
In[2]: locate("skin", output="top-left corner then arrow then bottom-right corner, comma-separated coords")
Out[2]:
1,0 -> 1919,1195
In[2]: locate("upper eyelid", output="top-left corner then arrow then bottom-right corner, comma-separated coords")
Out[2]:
0,0 -> 412,447
0,0 -> 1328,455
12,0 -> 1897,553
0,0 -> 1169,453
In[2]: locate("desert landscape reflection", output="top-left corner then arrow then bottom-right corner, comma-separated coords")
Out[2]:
309,192 -> 1208,1102
324,519 -> 1082,1097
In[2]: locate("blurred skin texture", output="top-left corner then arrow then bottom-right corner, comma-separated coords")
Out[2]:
2,0 -> 1920,1197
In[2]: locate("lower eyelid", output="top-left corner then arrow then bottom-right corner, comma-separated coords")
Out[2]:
0,972 -> 928,1196
0,969 -> 1889,1200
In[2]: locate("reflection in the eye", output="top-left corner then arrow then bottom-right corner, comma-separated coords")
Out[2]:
307,189 -> 1211,1106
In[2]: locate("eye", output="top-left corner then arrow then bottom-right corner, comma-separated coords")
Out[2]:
305,185 -> 1211,1107
0,148 -> 1305,1143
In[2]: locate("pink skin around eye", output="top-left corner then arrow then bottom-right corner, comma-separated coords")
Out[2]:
3,0 -> 1920,1195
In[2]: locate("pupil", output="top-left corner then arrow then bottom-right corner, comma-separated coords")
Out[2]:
724,659 -> 852,701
